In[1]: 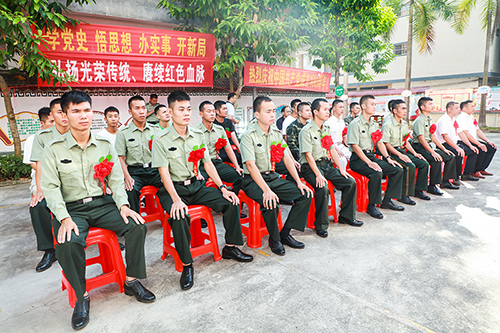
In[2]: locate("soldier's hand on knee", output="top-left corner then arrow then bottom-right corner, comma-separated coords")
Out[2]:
368,161 -> 382,172
120,205 -> 145,225
472,145 -> 480,154
297,182 -> 314,198
262,190 -> 279,209
431,152 -> 443,162
58,217 -> 79,244
414,153 -> 425,160
124,175 -> 135,191
222,188 -> 239,205
196,174 -> 205,180
443,149 -> 454,157
400,155 -> 412,164
30,191 -> 44,207
316,174 -> 327,188
171,200 -> 188,220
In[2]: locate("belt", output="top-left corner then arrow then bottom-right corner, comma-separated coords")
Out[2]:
172,177 -> 197,186
129,163 -> 151,169
67,195 -> 106,205
260,171 -> 274,175
362,150 -> 373,155
316,158 -> 330,164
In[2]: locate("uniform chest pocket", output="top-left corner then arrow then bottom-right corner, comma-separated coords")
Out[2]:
57,163 -> 80,188
255,144 -> 268,158
126,141 -> 142,159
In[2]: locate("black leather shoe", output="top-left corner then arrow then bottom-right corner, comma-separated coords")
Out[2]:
71,295 -> 90,330
315,229 -> 328,238
441,181 -> 460,189
452,179 -> 461,186
124,279 -> 156,303
397,196 -> 416,205
269,238 -> 285,256
280,234 -> 305,249
36,251 -> 57,272
180,265 -> 194,290
461,174 -> 479,181
222,246 -> 253,262
367,204 -> 383,219
427,185 -> 443,196
414,191 -> 430,200
380,199 -> 405,211
338,217 -> 364,226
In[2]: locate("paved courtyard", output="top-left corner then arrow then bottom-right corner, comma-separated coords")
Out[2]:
1,134 -> 500,332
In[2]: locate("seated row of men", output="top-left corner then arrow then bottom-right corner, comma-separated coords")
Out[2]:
26,90 -> 495,330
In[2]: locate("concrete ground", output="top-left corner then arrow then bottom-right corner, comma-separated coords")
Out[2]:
1,134 -> 500,333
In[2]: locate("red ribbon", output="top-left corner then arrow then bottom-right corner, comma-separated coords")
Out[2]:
371,129 -> 382,152
94,156 -> 114,193
474,119 -> 478,127
403,132 -> 411,146
342,126 -> 348,137
453,120 -> 459,135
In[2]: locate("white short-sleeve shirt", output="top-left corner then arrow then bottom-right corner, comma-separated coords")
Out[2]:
456,112 -> 478,140
23,134 -> 37,196
226,102 -> 235,117
97,128 -> 117,146
325,115 -> 345,144
436,113 -> 460,144
281,115 -> 296,135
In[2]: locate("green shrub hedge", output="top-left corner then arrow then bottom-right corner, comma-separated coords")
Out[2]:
0,154 -> 32,181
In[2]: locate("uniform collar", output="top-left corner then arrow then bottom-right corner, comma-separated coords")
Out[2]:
199,122 -> 214,133
166,124 -> 195,140
66,131 -> 97,150
130,120 -> 151,132
255,123 -> 272,137
311,119 -> 323,133
360,114 -> 371,126
390,116 -> 402,127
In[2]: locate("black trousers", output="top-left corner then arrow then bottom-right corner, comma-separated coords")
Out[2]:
349,152 -> 403,205
157,180 -> 244,264
53,196 -> 147,302
389,148 -> 429,195
242,173 -> 311,241
469,141 -> 497,172
443,142 -> 477,176
30,198 -> 54,251
412,142 -> 457,185
301,162 -> 356,230
219,147 -> 242,166
127,166 -> 163,213
200,159 -> 242,195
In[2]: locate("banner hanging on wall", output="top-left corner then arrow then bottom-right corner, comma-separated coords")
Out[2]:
37,23 -> 216,88
243,61 -> 331,93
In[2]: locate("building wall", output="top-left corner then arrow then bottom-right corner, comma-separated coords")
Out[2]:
348,6 -> 500,90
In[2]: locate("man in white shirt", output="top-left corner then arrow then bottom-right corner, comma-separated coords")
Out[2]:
436,101 -> 477,182
97,106 -> 120,146
226,92 -> 239,124
282,98 -> 302,137
456,99 -> 497,177
23,106 -> 55,272
325,99 -> 351,169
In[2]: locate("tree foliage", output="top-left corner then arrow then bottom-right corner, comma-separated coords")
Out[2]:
307,0 -> 397,86
158,0 -> 316,96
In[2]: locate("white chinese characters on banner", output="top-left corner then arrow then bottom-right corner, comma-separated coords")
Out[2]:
50,59 -> 206,85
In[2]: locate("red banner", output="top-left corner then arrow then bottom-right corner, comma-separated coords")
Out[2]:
37,23 -> 216,88
244,61 -> 331,93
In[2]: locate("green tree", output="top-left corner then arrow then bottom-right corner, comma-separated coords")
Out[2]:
158,0 -> 315,103
308,0 -> 397,87
386,0 -> 455,111
453,0 -> 498,126
0,0 -> 93,158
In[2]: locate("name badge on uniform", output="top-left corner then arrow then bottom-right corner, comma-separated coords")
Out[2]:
168,147 -> 177,151
257,143 -> 262,147
128,138 -> 135,142
60,159 -> 72,164
313,137 -> 317,140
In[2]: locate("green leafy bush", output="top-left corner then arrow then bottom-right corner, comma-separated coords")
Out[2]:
0,154 -> 32,181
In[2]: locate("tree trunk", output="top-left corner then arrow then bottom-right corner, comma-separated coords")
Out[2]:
0,75 -> 21,158
479,0 -> 493,127
228,72 -> 234,93
404,0 -> 414,122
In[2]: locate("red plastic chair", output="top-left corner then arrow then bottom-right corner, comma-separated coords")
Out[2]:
161,205 -> 222,272
305,180 -> 338,229
238,191 -> 283,248
139,186 -> 164,225
60,227 -> 127,308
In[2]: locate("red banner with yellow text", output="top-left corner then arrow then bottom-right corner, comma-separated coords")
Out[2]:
37,23 -> 215,88
244,61 -> 331,93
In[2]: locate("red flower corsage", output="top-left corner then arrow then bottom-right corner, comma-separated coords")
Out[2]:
188,144 -> 206,176
321,134 -> 334,159
148,135 -> 154,150
371,129 -> 383,152
215,136 -> 227,151
453,120 -> 459,135
403,132 -> 411,146
225,128 -> 232,140
430,124 -> 437,135
94,154 -> 114,193
473,118 -> 478,127
342,126 -> 348,137
270,141 -> 287,172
